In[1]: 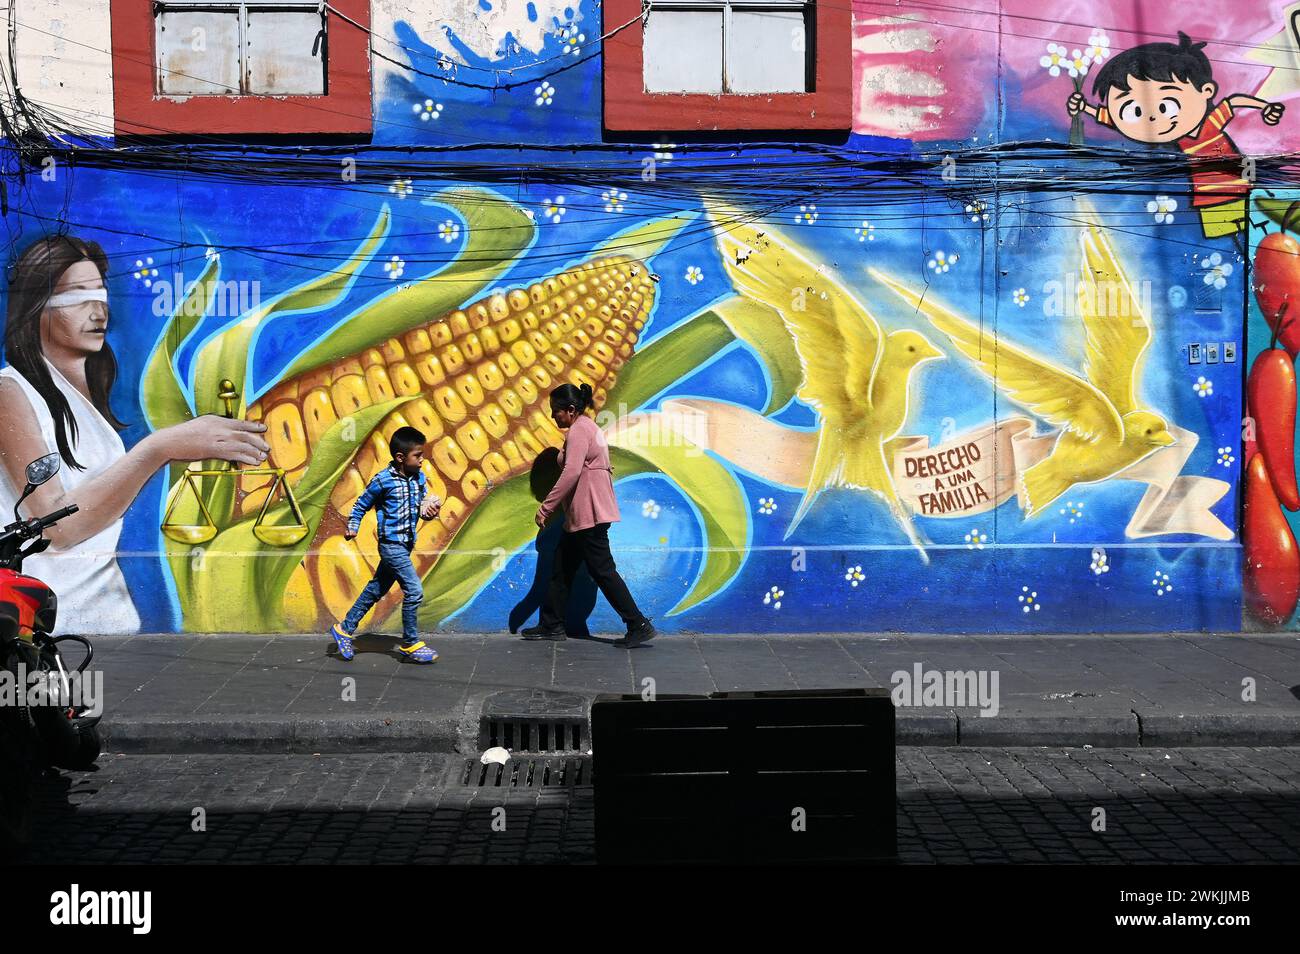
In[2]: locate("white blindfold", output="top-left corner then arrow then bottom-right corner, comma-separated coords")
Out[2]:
47,288 -> 108,308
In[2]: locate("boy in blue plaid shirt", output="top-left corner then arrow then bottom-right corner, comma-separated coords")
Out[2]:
329,426 -> 442,663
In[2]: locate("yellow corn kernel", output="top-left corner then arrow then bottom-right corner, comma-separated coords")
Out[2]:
498,352 -> 520,378
390,361 -> 422,397
514,426 -> 543,461
590,341 -> 616,364
432,436 -> 468,481
364,364 -> 396,404
480,327 -> 501,354
454,374 -> 484,407
498,317 -> 522,342
355,510 -> 380,570
266,403 -> 307,471
429,320 -> 453,347
528,366 -> 552,391
404,327 -> 432,355
488,294 -> 510,320
461,468 -> 488,503
419,460 -> 447,502
507,289 -> 530,311
555,342 -> 578,363
330,467 -> 366,515
478,403 -> 509,439
520,310 -> 539,331
362,348 -> 385,369
404,398 -> 445,442
469,304 -> 491,329
528,331 -> 551,353
448,310 -> 471,337
455,420 -> 490,461
580,354 -> 607,380
462,332 -> 484,363
571,329 -> 591,350
515,375 -> 539,404
542,353 -> 566,377
542,320 -> 562,342
242,485 -> 271,517
432,385 -> 468,423
568,369 -> 596,391
415,353 -> 446,387
482,451 -> 510,482
441,343 -> 465,375
281,564 -> 320,632
498,388 -> 524,417
315,535 -> 368,621
301,388 -> 338,448
510,339 -> 537,368
381,337 -> 405,363
380,411 -> 412,444
438,495 -> 466,531
500,440 -> 524,469
330,373 -> 370,417
476,361 -> 505,392
240,468 -> 272,494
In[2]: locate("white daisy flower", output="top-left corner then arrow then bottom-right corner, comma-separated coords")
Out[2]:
1193,376 -> 1213,398
1012,287 -> 1029,307
855,220 -> 876,241
383,255 -> 405,280
1148,195 -> 1177,224
438,220 -> 461,243
1017,585 -> 1041,613
413,99 -> 442,121
927,250 -> 959,273
762,586 -> 785,610
1040,43 -> 1067,77
389,178 -> 414,199
542,196 -> 566,224
534,81 -> 555,107
964,528 -> 988,550
601,189 -> 627,213
1201,252 -> 1233,290
1217,446 -> 1235,467
641,499 -> 661,519
685,265 -> 703,285
758,497 -> 777,515
844,565 -> 865,587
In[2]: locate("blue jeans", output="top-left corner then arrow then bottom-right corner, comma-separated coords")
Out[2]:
341,541 -> 423,642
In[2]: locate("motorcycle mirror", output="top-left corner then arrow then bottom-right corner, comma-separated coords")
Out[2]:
15,452 -> 61,521
25,453 -> 61,488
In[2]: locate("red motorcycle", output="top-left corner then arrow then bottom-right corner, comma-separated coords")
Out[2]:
0,453 -> 102,856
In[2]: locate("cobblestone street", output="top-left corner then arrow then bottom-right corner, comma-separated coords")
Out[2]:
19,747 -> 1300,864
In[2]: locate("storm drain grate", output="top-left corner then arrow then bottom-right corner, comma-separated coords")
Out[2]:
456,756 -> 592,789
478,689 -> 589,754
481,717 -> 584,754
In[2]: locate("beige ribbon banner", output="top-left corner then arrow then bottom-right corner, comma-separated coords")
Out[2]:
602,399 -> 1233,541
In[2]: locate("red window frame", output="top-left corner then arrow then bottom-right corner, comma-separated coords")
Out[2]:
602,0 -> 851,133
109,0 -> 372,137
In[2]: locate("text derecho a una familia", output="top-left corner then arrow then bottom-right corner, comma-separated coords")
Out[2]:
903,441 -> 992,515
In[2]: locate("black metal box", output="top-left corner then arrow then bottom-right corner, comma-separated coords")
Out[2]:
592,687 -> 895,864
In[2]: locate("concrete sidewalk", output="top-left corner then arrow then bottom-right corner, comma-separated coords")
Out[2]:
80,631 -> 1300,752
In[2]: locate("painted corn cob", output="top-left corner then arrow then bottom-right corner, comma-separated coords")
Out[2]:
240,255 -> 656,628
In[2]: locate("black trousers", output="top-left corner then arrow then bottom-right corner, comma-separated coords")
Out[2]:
539,523 -> 645,630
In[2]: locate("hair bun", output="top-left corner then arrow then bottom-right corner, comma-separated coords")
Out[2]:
579,383 -> 593,397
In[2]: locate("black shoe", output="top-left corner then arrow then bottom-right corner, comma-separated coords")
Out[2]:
521,624 -> 567,641
615,619 -> 657,648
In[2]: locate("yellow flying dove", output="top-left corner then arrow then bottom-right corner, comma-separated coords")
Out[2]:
708,204 -> 944,549
869,213 -> 1175,517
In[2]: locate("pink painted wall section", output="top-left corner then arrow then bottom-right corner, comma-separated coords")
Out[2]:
851,0 -> 1300,150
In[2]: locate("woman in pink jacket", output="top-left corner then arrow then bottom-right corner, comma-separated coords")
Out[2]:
526,383 -> 656,647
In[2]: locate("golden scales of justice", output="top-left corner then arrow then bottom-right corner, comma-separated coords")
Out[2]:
160,379 -> 309,547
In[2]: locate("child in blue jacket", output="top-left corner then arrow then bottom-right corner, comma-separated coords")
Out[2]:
329,426 -> 441,663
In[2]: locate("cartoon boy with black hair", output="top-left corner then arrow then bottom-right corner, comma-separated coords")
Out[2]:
1068,31 -> 1285,240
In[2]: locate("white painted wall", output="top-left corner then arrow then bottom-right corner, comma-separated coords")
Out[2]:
7,0 -> 116,136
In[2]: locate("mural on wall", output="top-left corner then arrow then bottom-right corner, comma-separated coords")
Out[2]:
4,2 -> 1300,634
1245,192 -> 1300,628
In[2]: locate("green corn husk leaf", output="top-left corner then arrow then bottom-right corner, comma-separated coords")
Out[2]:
277,188 -> 536,380
167,397 -> 415,631
141,254 -> 220,434
608,422 -> 748,615
606,296 -> 800,415
591,211 -> 697,264
1257,197 -> 1300,233
409,472 -> 539,629
188,207 -> 391,532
